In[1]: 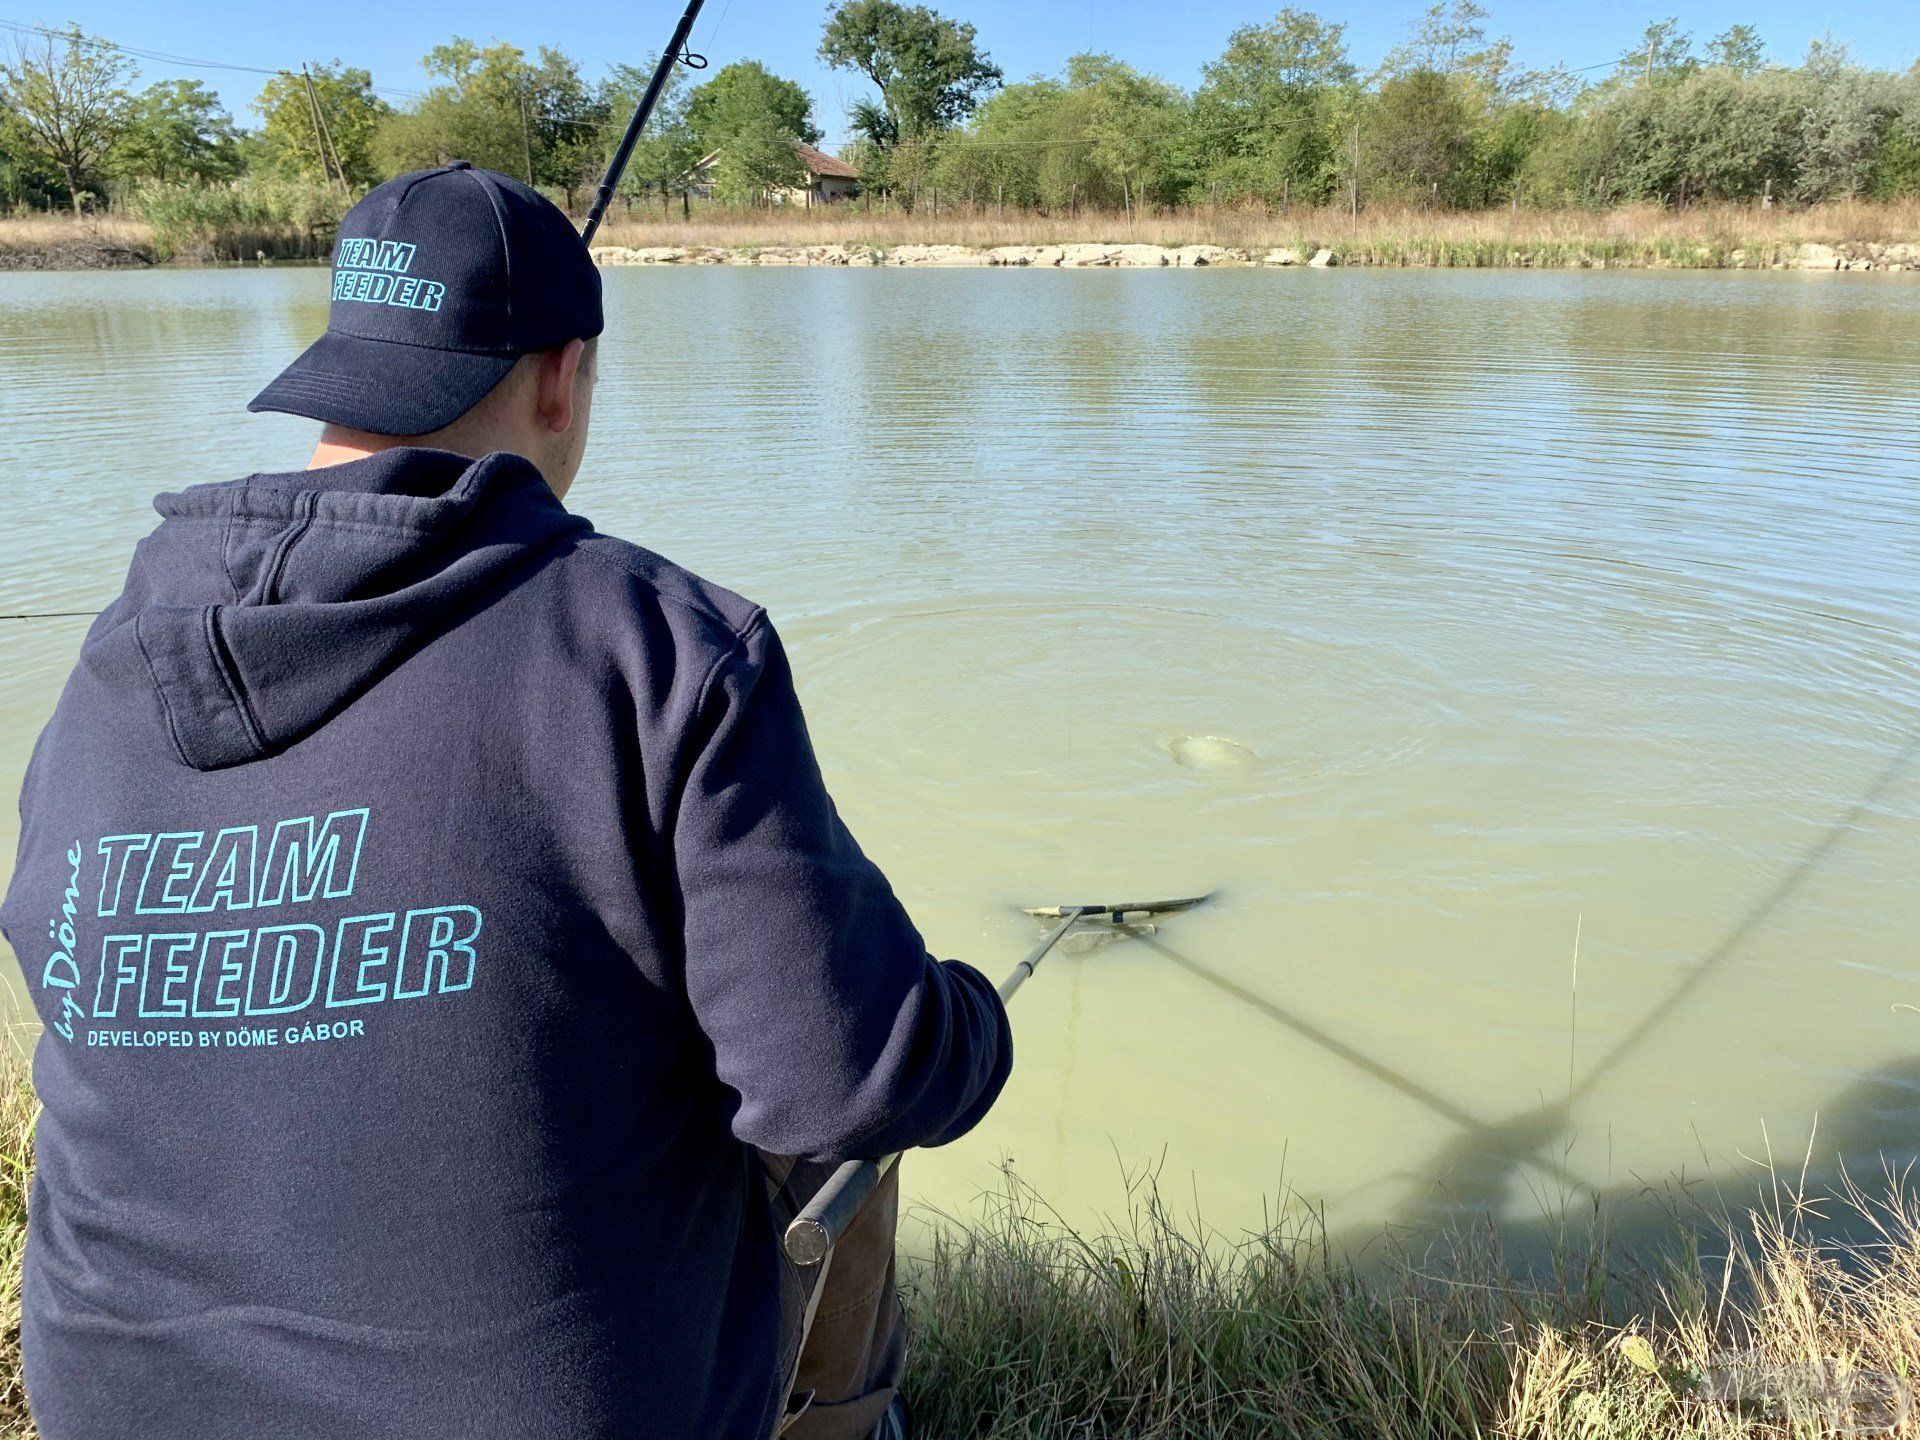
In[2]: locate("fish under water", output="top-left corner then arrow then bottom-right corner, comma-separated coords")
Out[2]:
1167,734 -> 1260,774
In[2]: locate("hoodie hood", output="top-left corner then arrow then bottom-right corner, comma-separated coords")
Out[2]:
89,448 -> 588,771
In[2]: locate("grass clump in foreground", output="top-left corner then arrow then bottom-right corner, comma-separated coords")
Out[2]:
0,1052 -> 33,1437
0,1052 -> 1913,1438
904,1162 -> 1920,1438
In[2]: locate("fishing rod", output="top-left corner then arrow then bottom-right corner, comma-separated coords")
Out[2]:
580,0 -> 711,245
781,895 -> 1212,1267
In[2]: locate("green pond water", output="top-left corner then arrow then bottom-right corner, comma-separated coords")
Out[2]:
2,264 -> 1917,1246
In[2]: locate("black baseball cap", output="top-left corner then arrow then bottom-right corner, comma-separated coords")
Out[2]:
249,161 -> 604,437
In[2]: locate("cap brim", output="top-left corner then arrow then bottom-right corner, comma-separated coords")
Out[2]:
248,330 -> 520,437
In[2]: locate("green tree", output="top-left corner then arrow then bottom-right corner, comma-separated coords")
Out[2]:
1461,101 -> 1554,206
1868,126 -> 1920,198
709,125 -> 809,204
375,41 -> 603,199
685,60 -> 819,152
250,64 -> 388,187
1383,1 -> 1511,92
602,60 -> 702,216
525,46 -> 608,205
1705,24 -> 1766,76
1069,53 -> 1189,219
1867,64 -> 1920,198
0,24 -> 136,210
116,79 -> 239,184
681,59 -> 817,206
1517,95 -> 1615,205
1556,45 -> 1803,205
1375,3 -> 1565,206
1193,9 -> 1354,205
932,78 -> 1083,210
819,0 -> 1000,146
0,98 -> 61,208
1621,19 -> 1695,82
1680,65 -> 1799,199
1365,68 -> 1476,204
1793,38 -> 1900,200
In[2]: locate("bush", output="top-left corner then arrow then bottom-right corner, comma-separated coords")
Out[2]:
129,178 -> 348,262
1869,130 -> 1920,199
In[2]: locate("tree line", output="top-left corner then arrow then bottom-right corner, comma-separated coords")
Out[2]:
2,3 -> 1916,224
883,7 -> 1920,214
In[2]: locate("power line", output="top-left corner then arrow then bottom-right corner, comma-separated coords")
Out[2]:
0,17 -> 285,77
0,16 -> 426,100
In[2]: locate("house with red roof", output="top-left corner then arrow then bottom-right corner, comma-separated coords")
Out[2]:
692,140 -> 861,207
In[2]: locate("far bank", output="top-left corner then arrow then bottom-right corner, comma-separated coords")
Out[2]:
3,199 -> 1917,274
589,237 -> 1920,271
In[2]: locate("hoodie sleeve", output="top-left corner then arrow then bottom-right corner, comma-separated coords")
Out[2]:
670,610 -> 1012,1162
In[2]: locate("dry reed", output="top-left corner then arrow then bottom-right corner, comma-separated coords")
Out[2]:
4,199 -> 1918,271
589,197 -> 1920,268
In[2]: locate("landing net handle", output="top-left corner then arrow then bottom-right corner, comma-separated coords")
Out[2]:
779,895 -> 1214,1265
780,907 -> 1088,1267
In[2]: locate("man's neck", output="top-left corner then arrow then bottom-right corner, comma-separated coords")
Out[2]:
309,425 -> 463,472
307,424 -> 567,499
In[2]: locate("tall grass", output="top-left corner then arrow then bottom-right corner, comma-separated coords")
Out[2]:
2,197 -> 1914,270
590,196 -> 1920,268
0,214 -> 153,269
128,179 -> 348,263
0,1045 -> 34,1438
0,1048 -> 1911,1437
906,1164 -> 1920,1437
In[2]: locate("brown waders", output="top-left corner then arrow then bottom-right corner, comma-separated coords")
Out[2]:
764,1155 -> 908,1440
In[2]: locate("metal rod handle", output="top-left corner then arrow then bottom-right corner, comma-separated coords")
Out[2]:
783,1152 -> 897,1267
781,908 -> 1090,1266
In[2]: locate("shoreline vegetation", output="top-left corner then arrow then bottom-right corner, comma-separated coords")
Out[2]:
582,196 -> 1920,272
2,199 -> 1917,274
3,9 -> 1916,281
0,1050 -> 1917,1437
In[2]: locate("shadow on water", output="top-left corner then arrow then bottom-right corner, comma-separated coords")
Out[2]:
1137,731 -> 1920,1260
1371,1051 -> 1920,1276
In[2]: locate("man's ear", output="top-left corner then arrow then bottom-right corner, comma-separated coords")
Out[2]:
534,339 -> 587,434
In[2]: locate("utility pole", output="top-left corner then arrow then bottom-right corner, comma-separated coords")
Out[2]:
315,97 -> 348,195
301,66 -> 334,190
519,87 -> 537,188
1349,114 -> 1360,221
302,66 -> 348,195
1644,40 -> 1654,82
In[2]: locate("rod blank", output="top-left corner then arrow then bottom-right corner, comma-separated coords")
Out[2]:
782,908 -> 1089,1266
580,0 -> 708,245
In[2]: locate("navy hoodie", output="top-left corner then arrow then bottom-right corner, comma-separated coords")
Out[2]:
0,448 -> 1012,1440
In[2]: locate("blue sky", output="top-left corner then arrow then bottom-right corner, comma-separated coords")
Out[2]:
6,0 -> 1914,147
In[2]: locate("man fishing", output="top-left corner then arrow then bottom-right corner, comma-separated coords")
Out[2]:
0,161 -> 1011,1440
